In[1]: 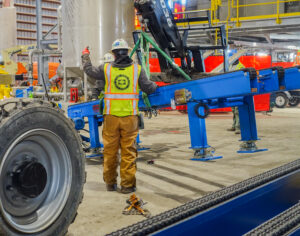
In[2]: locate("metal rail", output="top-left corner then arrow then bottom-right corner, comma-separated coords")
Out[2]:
245,201 -> 300,235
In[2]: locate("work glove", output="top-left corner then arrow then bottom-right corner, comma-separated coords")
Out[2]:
82,46 -> 90,55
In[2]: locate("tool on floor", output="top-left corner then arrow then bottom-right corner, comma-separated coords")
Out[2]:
147,160 -> 155,165
123,194 -> 151,218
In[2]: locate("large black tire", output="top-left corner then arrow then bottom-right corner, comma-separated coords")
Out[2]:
275,92 -> 288,108
0,99 -> 85,236
289,97 -> 300,107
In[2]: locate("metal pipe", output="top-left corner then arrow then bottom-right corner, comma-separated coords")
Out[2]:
36,0 -> 43,85
84,73 -> 88,102
33,92 -> 68,97
57,6 -> 63,52
176,9 -> 210,14
42,24 -> 58,40
63,67 -> 67,102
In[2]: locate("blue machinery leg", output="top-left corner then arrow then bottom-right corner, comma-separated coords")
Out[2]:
238,95 -> 268,153
187,102 -> 222,161
136,134 -> 150,151
187,96 -> 267,161
70,98 -> 267,161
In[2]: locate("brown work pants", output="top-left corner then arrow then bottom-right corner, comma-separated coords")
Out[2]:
102,115 -> 139,188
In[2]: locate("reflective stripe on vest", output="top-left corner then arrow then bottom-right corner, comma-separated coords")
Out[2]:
133,99 -> 137,115
104,94 -> 139,100
105,99 -> 110,114
104,63 -> 140,116
106,63 -> 112,93
105,63 -> 112,114
133,64 -> 138,93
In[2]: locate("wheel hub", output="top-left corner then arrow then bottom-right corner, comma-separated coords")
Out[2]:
276,96 -> 285,106
12,159 -> 47,199
0,129 -> 72,233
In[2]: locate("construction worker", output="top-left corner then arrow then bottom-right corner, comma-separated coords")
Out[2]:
82,39 -> 157,194
227,59 -> 245,134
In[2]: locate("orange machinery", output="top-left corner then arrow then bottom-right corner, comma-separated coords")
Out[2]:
16,62 -> 60,86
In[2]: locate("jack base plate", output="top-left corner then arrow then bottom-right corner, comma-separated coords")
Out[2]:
190,148 -> 223,161
137,146 -> 150,151
238,141 -> 268,154
191,156 -> 223,161
237,149 -> 268,154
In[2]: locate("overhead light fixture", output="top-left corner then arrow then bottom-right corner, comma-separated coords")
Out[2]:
253,42 -> 257,47
257,52 -> 268,56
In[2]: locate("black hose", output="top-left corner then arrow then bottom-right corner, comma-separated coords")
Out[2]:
41,73 -> 50,101
194,103 -> 210,119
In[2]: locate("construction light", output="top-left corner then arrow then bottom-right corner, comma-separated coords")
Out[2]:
257,52 -> 268,56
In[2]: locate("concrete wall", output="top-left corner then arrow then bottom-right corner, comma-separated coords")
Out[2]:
0,7 -> 16,51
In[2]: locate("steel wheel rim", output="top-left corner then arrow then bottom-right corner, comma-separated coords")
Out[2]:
276,96 -> 285,106
0,129 -> 72,233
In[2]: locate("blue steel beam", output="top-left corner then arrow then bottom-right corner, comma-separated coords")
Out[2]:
153,170 -> 300,236
68,67 -> 300,160
138,70 -> 256,109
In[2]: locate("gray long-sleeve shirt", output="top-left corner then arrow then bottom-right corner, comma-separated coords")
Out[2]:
82,54 -> 157,95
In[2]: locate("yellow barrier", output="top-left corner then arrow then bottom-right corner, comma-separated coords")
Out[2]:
176,0 -> 300,45
231,0 -> 300,25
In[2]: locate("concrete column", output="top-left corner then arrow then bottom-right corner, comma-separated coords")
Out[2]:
3,0 -> 12,7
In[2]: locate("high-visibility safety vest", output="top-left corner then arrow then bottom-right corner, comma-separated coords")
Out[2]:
104,63 -> 141,117
236,61 -> 245,70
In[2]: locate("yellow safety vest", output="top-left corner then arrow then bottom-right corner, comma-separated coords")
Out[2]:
104,63 -> 141,117
236,62 -> 245,70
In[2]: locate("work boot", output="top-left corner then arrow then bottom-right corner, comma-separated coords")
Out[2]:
227,127 -> 235,131
235,129 -> 241,134
120,186 -> 136,194
106,184 -> 117,192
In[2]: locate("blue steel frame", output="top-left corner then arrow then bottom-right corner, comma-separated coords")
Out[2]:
68,101 -> 148,158
68,66 -> 300,161
153,169 -> 300,236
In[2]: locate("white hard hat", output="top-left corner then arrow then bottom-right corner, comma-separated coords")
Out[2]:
111,39 -> 130,51
103,53 -> 114,63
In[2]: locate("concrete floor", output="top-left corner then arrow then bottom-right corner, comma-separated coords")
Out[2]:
67,107 -> 300,236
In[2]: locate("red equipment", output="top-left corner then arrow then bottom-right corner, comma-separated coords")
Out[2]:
69,88 -> 79,103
